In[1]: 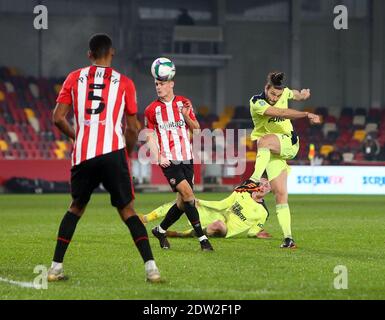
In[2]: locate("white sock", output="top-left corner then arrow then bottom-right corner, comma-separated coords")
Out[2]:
199,235 -> 208,242
144,260 -> 157,271
51,262 -> 63,270
158,225 -> 166,234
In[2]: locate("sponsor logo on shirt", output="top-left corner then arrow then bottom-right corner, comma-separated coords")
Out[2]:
231,202 -> 247,221
268,117 -> 286,123
83,119 -> 106,126
159,120 -> 185,130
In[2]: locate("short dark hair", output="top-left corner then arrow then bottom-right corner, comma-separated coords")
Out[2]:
88,33 -> 112,59
266,71 -> 285,89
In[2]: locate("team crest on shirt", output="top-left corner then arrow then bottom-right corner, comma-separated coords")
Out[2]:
170,178 -> 176,185
258,100 -> 266,106
176,101 -> 184,112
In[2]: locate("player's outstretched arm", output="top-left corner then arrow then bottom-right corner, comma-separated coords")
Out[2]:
264,106 -> 321,124
53,103 -> 75,140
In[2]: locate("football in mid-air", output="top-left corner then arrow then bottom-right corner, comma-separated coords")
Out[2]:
151,57 -> 176,81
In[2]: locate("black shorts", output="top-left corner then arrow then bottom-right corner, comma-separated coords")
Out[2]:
70,149 -> 134,209
161,160 -> 194,192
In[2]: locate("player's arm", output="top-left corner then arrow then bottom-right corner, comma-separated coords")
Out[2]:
198,192 -> 237,211
52,103 -> 75,140
292,89 -> 311,101
181,99 -> 200,132
144,122 -> 171,168
124,114 -> 139,155
263,106 -> 320,124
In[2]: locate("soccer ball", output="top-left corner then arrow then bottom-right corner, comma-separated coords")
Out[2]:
151,57 -> 176,81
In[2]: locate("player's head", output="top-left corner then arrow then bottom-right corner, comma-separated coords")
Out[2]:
155,79 -> 175,100
265,71 -> 285,105
250,178 -> 271,201
88,33 -> 115,62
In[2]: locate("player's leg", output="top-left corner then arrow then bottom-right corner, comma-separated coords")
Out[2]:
48,162 -> 99,281
139,202 -> 175,224
176,179 -> 214,251
269,169 -> 296,248
151,163 -> 186,248
118,201 -> 160,282
235,134 -> 280,192
250,134 -> 281,182
103,149 -> 160,282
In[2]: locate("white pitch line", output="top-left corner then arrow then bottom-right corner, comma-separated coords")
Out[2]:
0,277 -> 42,289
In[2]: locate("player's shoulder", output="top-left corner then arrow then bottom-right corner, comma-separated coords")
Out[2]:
144,100 -> 160,114
65,67 -> 85,80
174,95 -> 188,101
112,70 -> 134,87
250,91 -> 268,107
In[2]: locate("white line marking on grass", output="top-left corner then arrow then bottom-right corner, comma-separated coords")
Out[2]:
0,277 -> 42,289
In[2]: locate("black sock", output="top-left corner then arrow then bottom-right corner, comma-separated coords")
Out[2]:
53,211 -> 81,263
125,215 -> 154,263
183,200 -> 205,238
160,203 -> 184,231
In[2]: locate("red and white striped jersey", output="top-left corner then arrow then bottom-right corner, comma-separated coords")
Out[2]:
144,96 -> 196,161
57,65 -> 137,166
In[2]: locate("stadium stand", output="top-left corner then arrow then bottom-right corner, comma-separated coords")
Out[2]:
1,66 -> 385,163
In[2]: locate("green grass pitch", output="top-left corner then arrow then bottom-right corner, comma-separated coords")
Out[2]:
0,193 -> 384,300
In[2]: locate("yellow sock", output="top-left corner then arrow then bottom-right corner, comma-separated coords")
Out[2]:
250,148 -> 271,182
276,204 -> 292,239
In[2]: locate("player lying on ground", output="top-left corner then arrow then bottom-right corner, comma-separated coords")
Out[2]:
140,179 -> 273,239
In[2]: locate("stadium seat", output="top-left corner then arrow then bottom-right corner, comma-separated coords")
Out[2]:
320,145 -> 334,157
7,132 -> 19,144
328,106 -> 341,119
352,115 -> 366,126
353,130 -> 366,142
365,123 -> 378,133
0,140 -> 8,151
322,123 -> 337,137
342,152 -> 354,162
246,151 -> 257,161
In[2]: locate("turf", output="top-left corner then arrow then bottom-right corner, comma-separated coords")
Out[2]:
0,193 -> 384,300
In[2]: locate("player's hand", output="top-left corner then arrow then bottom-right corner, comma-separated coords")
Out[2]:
159,155 -> 171,168
308,113 -> 321,125
256,230 -> 272,239
300,89 -> 311,100
181,99 -> 192,117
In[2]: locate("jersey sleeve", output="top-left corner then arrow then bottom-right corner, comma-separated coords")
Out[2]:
250,97 -> 269,116
181,97 -> 197,121
56,73 -> 75,105
247,224 -> 264,237
124,79 -> 138,115
197,192 -> 236,211
189,107 -> 197,121
285,87 -> 294,100
144,106 -> 155,130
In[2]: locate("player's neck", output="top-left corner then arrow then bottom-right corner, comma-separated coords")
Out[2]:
92,59 -> 111,68
159,94 -> 175,103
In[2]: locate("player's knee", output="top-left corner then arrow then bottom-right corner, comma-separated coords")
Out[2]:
274,191 -> 287,203
179,188 -> 194,202
69,201 -> 86,216
118,201 -> 136,220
